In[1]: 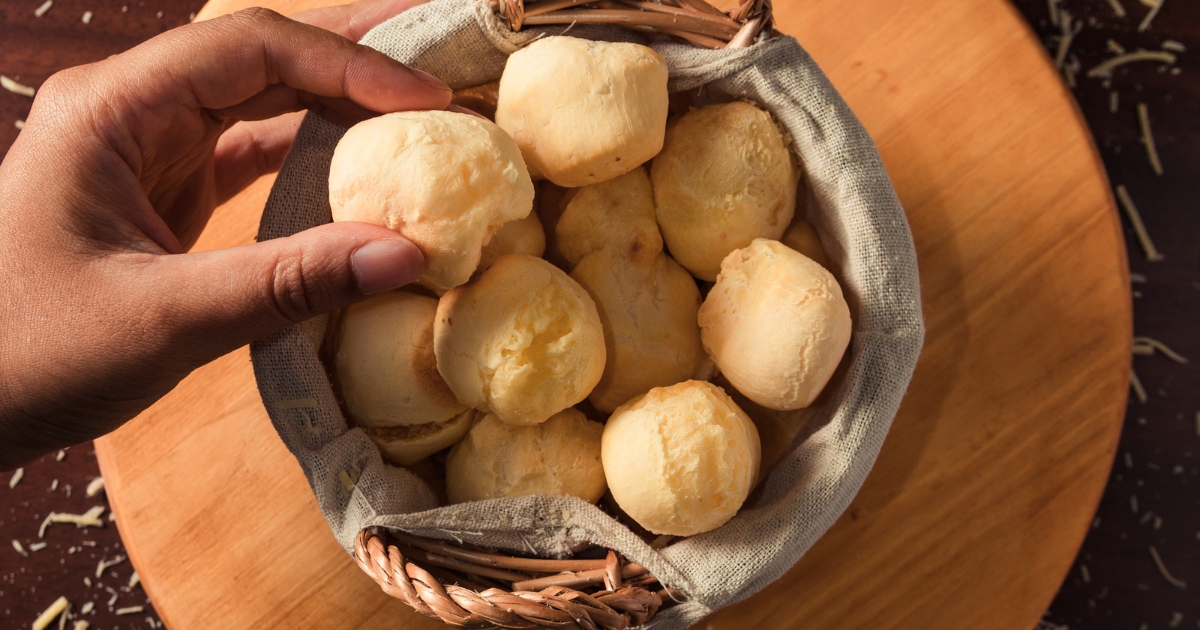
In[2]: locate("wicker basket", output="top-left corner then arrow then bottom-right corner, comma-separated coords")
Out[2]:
344,0 -> 775,627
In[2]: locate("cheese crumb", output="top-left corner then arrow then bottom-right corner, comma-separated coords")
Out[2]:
12,539 -> 28,557
1136,103 -> 1164,176
81,11 -> 92,24
96,555 -> 127,579
1161,40 -> 1186,52
115,606 -> 144,616
82,577 -> 91,587
34,0 -> 53,18
73,622 -> 88,630
1105,0 -> 1127,17
14,120 -> 24,130
33,596 -> 69,630
50,479 -> 58,492
85,477 -> 104,497
29,542 -> 47,551
79,602 -> 93,615
1115,185 -> 1164,261
128,572 -> 139,588
10,467 -> 24,488
1107,39 -> 1126,55
55,450 -> 66,461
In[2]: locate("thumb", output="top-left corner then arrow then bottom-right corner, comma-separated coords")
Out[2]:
145,221 -> 423,363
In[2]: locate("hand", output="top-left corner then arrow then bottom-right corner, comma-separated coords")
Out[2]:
0,0 -> 451,469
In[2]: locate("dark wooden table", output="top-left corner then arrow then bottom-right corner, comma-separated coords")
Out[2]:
1,0 -> 1196,628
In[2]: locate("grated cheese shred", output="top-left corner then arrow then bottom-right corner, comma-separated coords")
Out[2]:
1138,0 -> 1163,31
1105,0 -> 1127,17
1136,103 -> 1164,176
1054,9 -> 1082,69
1148,546 -> 1186,589
81,10 -> 92,24
40,506 -> 106,538
10,467 -> 24,488
1130,369 -> 1148,403
1133,336 -> 1188,363
1110,91 -> 1119,113
29,542 -> 46,551
1,76 -> 36,98
85,477 -> 104,497
1107,39 -> 1127,54
1115,185 -> 1164,261
80,602 -> 93,615
32,596 -> 69,630
1161,40 -> 1186,52
1087,50 -> 1176,78
96,555 -> 127,579
34,0 -> 53,17
115,606 -> 144,616
13,539 -> 28,557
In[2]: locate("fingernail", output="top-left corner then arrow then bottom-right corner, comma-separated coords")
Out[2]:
409,67 -> 450,92
351,239 -> 424,295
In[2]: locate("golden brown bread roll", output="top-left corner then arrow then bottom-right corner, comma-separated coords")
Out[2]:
780,217 -> 830,269
434,254 -> 606,426
446,408 -> 606,504
364,408 -> 476,467
651,101 -> 798,281
478,211 -> 546,270
329,110 -> 534,293
495,36 -> 669,187
570,249 -> 704,412
698,239 -> 852,410
555,168 -> 663,269
601,380 -> 760,536
335,292 -> 466,427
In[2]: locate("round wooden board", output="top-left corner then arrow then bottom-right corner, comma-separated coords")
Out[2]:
95,0 -> 1131,628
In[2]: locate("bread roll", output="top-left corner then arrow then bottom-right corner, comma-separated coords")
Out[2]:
496,36 -> 669,187
556,168 -> 663,268
651,101 -> 798,281
335,292 -> 465,427
446,408 -> 606,504
478,211 -> 546,269
601,381 -> 760,536
364,408 -> 476,466
780,217 -> 829,269
698,239 -> 852,410
329,110 -> 534,292
434,254 -> 606,425
571,249 -> 704,412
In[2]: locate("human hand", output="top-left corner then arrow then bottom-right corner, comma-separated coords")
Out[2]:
0,0 -> 450,469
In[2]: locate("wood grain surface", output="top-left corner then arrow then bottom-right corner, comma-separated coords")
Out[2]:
91,1 -> 1131,630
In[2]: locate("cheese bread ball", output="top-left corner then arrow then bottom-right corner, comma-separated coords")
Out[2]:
434,254 -> 606,426
364,408 -> 476,466
780,217 -> 830,269
556,168 -> 663,268
478,211 -> 546,270
335,292 -> 466,427
329,110 -> 534,293
571,249 -> 704,412
602,381 -> 760,536
651,101 -> 798,281
446,408 -> 606,504
698,239 -> 852,410
496,36 -> 669,188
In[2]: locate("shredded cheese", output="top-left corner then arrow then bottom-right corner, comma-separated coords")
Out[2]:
115,606 -> 144,616
32,596 -> 69,630
1168,612 -> 1183,628
1140,510 -> 1155,524
1161,40 -> 1186,52
1130,369 -> 1148,403
40,506 -> 107,538
82,577 -> 91,588
1137,103 -> 1164,176
50,479 -> 58,492
105,587 -> 119,607
29,542 -> 46,551
85,477 -> 104,497
14,120 -> 24,130
57,604 -> 69,630
1133,336 -> 1188,363
1148,546 -> 1186,589
1115,185 -> 1164,261
72,622 -> 88,630
10,467 -> 24,488
1080,564 -> 1091,583
1105,0 -> 1127,17
34,0 -> 53,17
1087,50 -> 1176,78
13,539 -> 28,557
1,75 -> 37,97
1047,0 -> 1060,26
1107,39 -> 1126,54
1054,9 -> 1081,69
128,572 -> 139,588
96,555 -> 127,579
81,10 -> 92,24
79,602 -> 93,615
1138,0 -> 1163,31
1109,91 -> 1120,113
1125,452 -> 1134,468
55,450 -> 65,461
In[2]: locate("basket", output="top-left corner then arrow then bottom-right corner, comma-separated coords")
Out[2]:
251,0 -> 924,624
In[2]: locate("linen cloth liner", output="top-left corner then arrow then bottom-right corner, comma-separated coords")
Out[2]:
249,0 -> 925,626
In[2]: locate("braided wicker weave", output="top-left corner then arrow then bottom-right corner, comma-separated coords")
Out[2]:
352,0 -> 773,626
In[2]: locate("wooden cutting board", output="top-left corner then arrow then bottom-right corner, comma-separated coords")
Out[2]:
95,0 -> 1131,628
